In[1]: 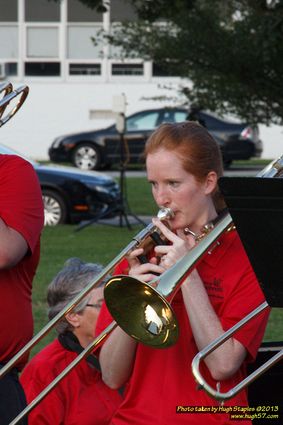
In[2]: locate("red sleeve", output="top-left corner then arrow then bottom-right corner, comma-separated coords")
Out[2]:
0,155 -> 44,252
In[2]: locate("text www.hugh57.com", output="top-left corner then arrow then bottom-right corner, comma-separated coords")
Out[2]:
176,405 -> 280,420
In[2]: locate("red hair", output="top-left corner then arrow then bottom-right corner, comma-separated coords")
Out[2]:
144,121 -> 225,210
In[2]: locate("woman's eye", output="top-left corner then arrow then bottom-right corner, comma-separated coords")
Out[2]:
169,181 -> 179,188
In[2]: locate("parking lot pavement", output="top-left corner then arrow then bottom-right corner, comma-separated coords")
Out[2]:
76,213 -> 151,230
97,213 -> 151,227
104,166 -> 261,179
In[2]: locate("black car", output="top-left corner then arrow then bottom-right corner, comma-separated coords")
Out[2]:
49,107 -> 263,170
0,143 -> 120,226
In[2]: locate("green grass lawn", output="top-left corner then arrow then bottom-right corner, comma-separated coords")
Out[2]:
31,176 -> 283,357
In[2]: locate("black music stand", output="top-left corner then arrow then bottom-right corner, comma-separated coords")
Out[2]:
219,176 -> 283,418
115,113 -> 145,229
75,110 -> 145,233
219,176 -> 283,308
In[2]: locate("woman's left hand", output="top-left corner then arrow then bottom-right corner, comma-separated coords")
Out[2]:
152,218 -> 196,270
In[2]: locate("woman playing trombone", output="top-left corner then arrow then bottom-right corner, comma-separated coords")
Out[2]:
96,122 -> 269,424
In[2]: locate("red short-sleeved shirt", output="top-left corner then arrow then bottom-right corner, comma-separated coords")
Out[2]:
96,230 -> 269,425
0,155 -> 44,369
20,339 -> 122,425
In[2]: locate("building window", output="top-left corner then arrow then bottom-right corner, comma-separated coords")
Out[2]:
69,63 -> 101,75
0,62 -> 17,78
0,0 -> 17,21
67,25 -> 102,59
4,62 -> 18,76
112,63 -> 144,76
25,62 -> 60,76
68,0 -> 103,22
26,27 -> 59,58
25,0 -> 60,22
0,26 -> 18,58
110,0 -> 137,22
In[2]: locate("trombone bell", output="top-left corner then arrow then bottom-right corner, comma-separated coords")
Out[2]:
104,213 -> 233,349
104,275 -> 179,348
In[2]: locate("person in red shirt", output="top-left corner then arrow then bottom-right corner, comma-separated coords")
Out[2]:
20,257 -> 122,425
96,122 -> 270,425
0,154 -> 44,425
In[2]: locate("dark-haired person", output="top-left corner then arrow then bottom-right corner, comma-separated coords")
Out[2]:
20,258 -> 122,425
0,154 -> 44,425
96,122 -> 269,425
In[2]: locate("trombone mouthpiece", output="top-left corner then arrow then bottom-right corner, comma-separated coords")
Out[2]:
157,207 -> 174,221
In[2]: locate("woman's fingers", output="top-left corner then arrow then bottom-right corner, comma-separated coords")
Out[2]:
132,273 -> 161,283
128,260 -> 164,281
128,248 -> 144,259
151,219 -> 195,269
152,218 -> 179,243
176,228 -> 196,249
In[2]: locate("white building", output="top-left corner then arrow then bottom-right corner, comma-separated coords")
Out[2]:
0,0 -> 282,160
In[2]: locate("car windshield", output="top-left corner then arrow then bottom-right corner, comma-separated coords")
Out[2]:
0,143 -> 37,166
126,109 -> 188,132
126,111 -> 159,131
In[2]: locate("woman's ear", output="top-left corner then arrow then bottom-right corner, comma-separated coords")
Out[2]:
65,312 -> 81,328
204,171 -> 218,195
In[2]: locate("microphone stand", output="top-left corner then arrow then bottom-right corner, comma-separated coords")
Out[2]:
116,114 -> 145,229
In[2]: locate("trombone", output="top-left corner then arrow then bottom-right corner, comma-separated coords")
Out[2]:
8,211 -> 251,424
10,209 -> 235,424
9,156 -> 283,424
0,82 -> 29,127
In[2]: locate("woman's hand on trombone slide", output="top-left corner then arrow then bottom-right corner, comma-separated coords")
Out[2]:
128,217 -> 196,279
153,217 -> 196,270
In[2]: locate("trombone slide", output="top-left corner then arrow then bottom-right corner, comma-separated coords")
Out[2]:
191,301 -> 272,401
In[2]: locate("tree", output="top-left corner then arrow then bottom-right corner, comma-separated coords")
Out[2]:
69,0 -> 283,124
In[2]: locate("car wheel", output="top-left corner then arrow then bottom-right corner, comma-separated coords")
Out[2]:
72,143 -> 101,170
42,190 -> 67,226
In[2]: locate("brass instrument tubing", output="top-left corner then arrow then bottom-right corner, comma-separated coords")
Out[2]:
191,301 -> 270,401
152,213 -> 233,301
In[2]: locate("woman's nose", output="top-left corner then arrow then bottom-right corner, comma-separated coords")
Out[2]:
155,188 -> 170,206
